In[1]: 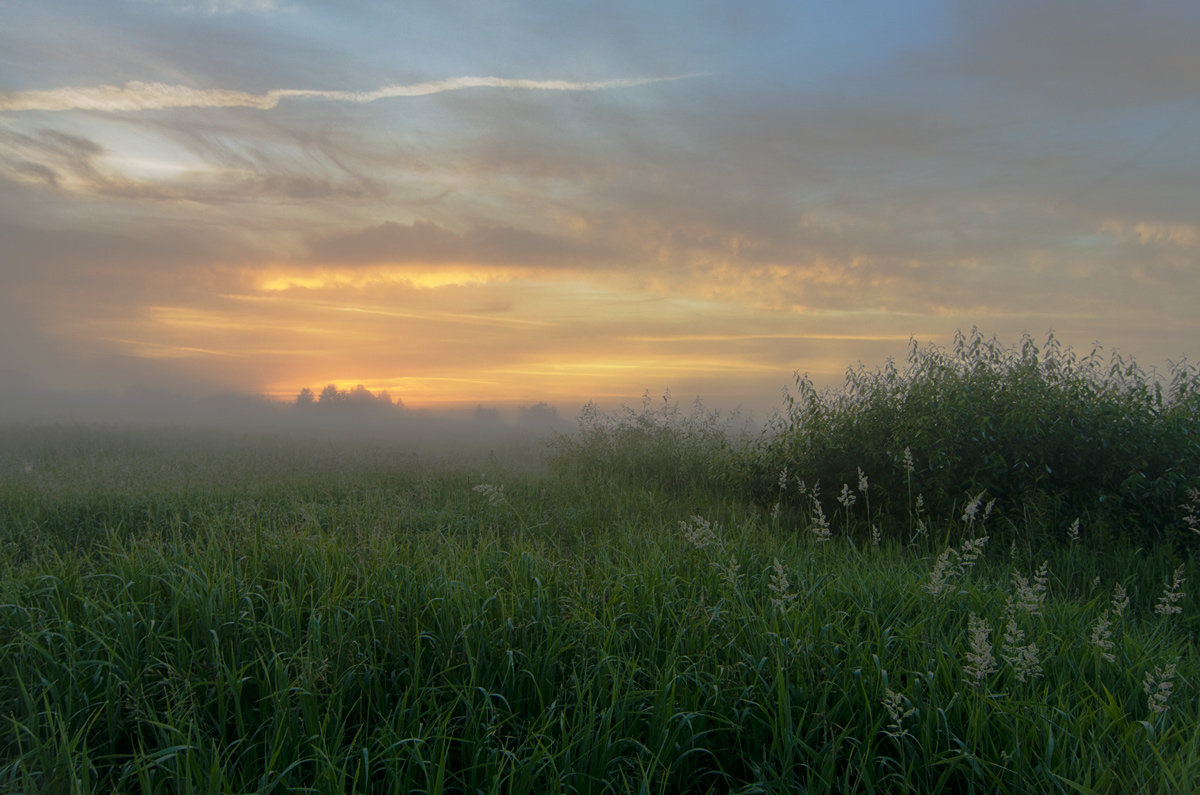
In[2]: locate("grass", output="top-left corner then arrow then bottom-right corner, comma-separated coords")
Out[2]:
1,332 -> 1198,793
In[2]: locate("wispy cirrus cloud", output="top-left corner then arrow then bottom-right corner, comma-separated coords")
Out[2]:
138,0 -> 282,14
156,0 -> 282,13
0,74 -> 704,113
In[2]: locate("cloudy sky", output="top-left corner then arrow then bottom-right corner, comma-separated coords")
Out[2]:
2,0 -> 1198,415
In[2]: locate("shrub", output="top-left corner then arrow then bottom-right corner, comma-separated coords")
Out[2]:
744,328 -> 1200,543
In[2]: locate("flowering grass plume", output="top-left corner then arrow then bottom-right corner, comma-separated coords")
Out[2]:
718,554 -> 742,589
771,467 -> 789,519
808,483 -> 831,542
881,688 -> 914,738
926,549 -> 955,596
908,493 -> 928,544
472,483 -> 506,506
1154,564 -> 1186,616
955,494 -> 984,525
964,612 -> 996,687
1000,605 -> 1042,682
956,536 -> 988,572
1112,582 -> 1130,617
769,558 -> 797,612
680,515 -> 719,550
1143,663 -> 1177,715
1091,610 -> 1115,663
838,482 -> 856,509
925,536 -> 989,596
1183,487 -> 1200,535
1011,561 -> 1050,616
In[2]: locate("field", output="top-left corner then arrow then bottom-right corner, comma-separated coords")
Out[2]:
2,332 -> 1199,793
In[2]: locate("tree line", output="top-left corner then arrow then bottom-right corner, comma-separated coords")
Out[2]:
293,386 -> 564,424
294,384 -> 402,413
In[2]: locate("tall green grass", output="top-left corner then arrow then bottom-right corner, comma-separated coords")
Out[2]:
2,465 -> 1195,793
550,391 -> 742,498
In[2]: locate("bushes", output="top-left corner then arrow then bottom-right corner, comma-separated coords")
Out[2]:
744,329 -> 1200,543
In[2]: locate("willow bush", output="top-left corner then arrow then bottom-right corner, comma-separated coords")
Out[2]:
742,328 -> 1200,543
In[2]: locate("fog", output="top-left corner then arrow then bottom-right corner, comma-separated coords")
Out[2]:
0,379 -> 577,471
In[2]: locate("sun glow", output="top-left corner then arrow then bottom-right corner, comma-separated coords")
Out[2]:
255,265 -> 520,292
103,267 -> 918,411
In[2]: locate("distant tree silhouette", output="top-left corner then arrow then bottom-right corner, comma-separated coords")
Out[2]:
346,384 -> 376,408
318,384 -> 344,405
293,383 -> 403,417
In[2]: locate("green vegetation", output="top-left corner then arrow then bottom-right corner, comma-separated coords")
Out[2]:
2,332 -> 1198,793
742,328 -> 1200,544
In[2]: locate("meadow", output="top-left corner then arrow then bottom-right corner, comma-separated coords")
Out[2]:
2,330 -> 1198,793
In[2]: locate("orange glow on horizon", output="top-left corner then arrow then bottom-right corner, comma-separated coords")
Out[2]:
260,347 -> 858,411
254,264 -> 524,292
87,258 -> 924,412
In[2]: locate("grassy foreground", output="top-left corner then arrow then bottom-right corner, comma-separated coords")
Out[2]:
0,428 -> 1195,794
1,335 -> 1198,793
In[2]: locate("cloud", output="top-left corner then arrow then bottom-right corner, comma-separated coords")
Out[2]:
0,118 -> 388,202
941,0 -> 1200,111
148,0 -> 282,14
305,220 -> 610,268
0,75 -> 704,113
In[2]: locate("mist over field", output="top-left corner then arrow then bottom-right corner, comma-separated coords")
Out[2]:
0,379 -> 585,480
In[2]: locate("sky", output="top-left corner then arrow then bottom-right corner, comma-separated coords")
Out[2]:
2,0 -> 1198,418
